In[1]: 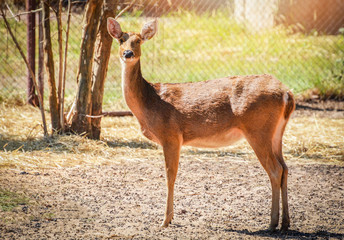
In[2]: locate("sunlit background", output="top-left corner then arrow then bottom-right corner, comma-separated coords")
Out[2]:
1,0 -> 343,112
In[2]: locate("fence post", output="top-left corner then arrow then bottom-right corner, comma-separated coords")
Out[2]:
234,0 -> 278,31
26,0 -> 38,106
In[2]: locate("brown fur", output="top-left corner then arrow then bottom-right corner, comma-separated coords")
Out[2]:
107,18 -> 295,232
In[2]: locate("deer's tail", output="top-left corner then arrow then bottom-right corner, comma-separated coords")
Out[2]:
284,91 -> 295,120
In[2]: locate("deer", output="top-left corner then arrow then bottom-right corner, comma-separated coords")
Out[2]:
107,18 -> 295,232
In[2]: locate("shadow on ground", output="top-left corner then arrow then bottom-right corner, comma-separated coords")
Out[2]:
222,228 -> 344,239
106,140 -> 158,150
0,133 -> 158,153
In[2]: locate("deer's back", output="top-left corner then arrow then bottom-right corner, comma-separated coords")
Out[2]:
142,74 -> 288,146
153,74 -> 287,117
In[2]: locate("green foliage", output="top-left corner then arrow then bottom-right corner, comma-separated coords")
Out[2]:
316,59 -> 344,100
111,11 -> 344,102
1,10 -> 343,108
0,189 -> 29,211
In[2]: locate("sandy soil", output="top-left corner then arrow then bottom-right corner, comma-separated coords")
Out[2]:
0,101 -> 343,239
1,158 -> 344,239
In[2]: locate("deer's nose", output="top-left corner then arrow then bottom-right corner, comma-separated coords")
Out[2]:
123,50 -> 134,58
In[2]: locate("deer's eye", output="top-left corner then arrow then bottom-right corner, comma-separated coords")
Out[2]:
119,39 -> 124,44
136,39 -> 141,44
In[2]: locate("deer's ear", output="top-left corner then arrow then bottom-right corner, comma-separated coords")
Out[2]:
140,19 -> 157,41
107,17 -> 122,40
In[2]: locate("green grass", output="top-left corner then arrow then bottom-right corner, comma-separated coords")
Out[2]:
0,189 -> 29,211
1,10 -> 344,109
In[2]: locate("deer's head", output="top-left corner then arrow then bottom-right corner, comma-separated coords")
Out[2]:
107,18 -> 157,64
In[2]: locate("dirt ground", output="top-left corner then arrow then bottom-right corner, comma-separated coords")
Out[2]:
0,100 -> 343,239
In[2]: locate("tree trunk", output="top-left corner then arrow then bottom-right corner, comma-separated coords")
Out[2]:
55,0 -> 65,130
42,0 -> 60,132
57,1 -> 63,104
90,0 -> 117,139
26,0 -> 38,106
71,0 -> 103,135
38,6 -> 44,104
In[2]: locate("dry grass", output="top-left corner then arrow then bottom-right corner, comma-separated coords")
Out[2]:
0,103 -> 343,170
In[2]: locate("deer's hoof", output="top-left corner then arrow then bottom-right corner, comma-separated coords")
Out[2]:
280,223 -> 290,233
160,220 -> 171,228
160,214 -> 173,228
268,225 -> 278,233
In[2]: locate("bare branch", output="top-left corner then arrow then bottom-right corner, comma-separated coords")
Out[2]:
1,8 -> 48,137
115,0 -> 137,20
5,3 -> 20,21
56,0 -> 64,131
66,101 -> 76,124
86,111 -> 133,118
6,4 -> 42,20
61,0 -> 72,132
102,111 -> 133,117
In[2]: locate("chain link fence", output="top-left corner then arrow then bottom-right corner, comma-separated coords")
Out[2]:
1,0 -> 344,112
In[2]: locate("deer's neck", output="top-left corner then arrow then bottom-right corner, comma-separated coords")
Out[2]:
121,60 -> 151,118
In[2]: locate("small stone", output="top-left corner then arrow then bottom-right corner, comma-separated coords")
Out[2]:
22,206 -> 28,213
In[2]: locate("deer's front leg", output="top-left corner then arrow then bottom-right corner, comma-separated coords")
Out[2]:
161,142 -> 181,227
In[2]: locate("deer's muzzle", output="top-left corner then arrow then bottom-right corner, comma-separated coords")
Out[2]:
123,50 -> 134,58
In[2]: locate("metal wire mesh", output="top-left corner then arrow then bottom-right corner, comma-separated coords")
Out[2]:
0,0 -> 343,112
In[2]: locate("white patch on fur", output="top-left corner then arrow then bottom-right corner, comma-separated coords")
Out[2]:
283,92 -> 289,104
159,84 -> 168,96
121,60 -> 135,98
185,128 -> 243,148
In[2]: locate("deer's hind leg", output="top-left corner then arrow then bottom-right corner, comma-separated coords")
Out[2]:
274,141 -> 290,232
272,117 -> 290,232
244,130 -> 284,232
